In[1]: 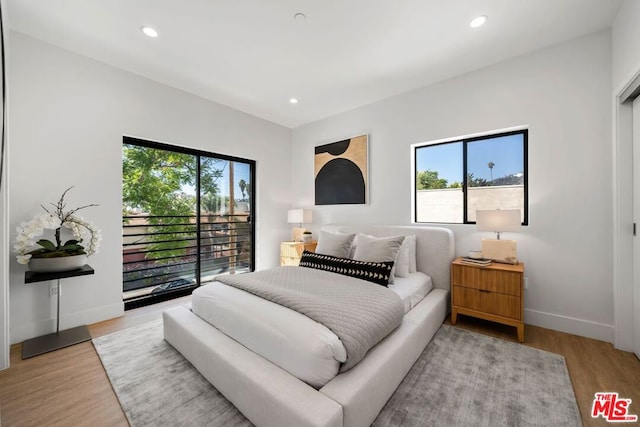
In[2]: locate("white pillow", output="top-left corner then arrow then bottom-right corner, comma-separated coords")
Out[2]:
406,235 -> 417,273
348,234 -> 359,259
315,231 -> 355,258
352,234 -> 405,283
395,236 -> 413,278
351,234 -> 416,277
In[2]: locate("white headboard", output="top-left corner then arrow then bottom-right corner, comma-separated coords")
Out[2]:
321,224 -> 455,291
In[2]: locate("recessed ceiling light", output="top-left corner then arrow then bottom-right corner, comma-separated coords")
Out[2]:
294,13 -> 306,21
470,15 -> 487,28
289,98 -> 299,104
140,26 -> 159,38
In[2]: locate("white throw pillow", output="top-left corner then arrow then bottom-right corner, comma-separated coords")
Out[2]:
315,231 -> 355,258
352,234 -> 405,283
406,235 -> 417,273
351,234 -> 416,276
395,236 -> 414,278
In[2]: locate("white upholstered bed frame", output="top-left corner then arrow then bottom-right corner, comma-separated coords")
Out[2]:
163,224 -> 455,427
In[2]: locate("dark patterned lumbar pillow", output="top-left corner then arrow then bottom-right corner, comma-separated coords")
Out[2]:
299,250 -> 394,286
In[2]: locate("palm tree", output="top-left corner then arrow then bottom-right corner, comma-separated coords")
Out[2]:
488,162 -> 495,182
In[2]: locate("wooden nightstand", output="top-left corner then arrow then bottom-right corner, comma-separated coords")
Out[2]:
280,241 -> 318,266
450,257 -> 525,342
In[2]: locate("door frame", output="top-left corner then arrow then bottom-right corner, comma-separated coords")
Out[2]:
613,67 -> 640,352
0,0 -> 8,371
0,166 -> 7,370
121,136 -> 257,309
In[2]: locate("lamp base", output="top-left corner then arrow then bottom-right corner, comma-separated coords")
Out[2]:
481,239 -> 518,264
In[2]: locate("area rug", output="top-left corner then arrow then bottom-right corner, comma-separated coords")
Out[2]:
93,321 -> 581,426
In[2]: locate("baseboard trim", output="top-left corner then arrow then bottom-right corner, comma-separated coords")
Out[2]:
524,308 -> 614,343
10,301 -> 124,344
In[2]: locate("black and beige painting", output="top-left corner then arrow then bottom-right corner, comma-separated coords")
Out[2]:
314,135 -> 368,205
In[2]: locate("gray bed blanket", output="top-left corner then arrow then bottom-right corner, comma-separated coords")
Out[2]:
216,266 -> 405,371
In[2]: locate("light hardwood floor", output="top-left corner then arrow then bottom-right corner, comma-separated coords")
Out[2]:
0,297 -> 638,427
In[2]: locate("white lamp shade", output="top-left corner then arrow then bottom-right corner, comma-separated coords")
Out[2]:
287,209 -> 313,224
476,209 -> 521,233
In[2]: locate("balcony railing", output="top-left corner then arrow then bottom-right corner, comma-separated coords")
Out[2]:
122,213 -> 252,301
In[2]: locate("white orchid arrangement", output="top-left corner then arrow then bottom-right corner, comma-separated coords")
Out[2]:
14,187 -> 102,265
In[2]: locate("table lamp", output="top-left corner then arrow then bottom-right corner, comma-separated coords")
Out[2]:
476,209 -> 521,264
287,209 -> 313,242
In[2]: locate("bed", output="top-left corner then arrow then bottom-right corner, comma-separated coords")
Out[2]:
163,224 -> 455,427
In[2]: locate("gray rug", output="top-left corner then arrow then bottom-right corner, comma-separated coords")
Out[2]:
93,321 -> 581,427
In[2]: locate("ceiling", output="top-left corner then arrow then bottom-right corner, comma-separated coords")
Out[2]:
6,0 -> 622,128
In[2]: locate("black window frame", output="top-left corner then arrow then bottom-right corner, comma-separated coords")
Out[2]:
413,129 -> 528,225
122,136 -> 256,309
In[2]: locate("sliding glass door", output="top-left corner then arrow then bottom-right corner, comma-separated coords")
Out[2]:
122,137 -> 255,308
198,156 -> 253,282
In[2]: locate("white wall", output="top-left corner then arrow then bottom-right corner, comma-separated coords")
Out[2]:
292,31 -> 614,342
611,0 -> 640,350
612,0 -> 640,90
7,32 -> 291,344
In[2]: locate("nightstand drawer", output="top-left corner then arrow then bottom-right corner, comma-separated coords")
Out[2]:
281,244 -> 306,259
453,286 -> 521,320
451,264 -> 521,296
280,241 -> 317,266
281,256 -> 302,266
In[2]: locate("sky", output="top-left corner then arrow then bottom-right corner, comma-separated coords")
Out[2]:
182,160 -> 251,198
415,134 -> 524,184
217,161 -> 251,199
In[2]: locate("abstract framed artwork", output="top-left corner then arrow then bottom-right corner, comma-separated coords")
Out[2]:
314,134 -> 368,205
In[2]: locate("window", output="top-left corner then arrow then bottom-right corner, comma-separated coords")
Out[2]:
414,129 -> 527,224
122,137 -> 255,308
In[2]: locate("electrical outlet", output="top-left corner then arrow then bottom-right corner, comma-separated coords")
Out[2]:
49,283 -> 58,296
524,277 -> 529,289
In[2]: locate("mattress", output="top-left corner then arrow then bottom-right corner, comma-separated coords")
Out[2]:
389,272 -> 432,313
191,271 -> 432,388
